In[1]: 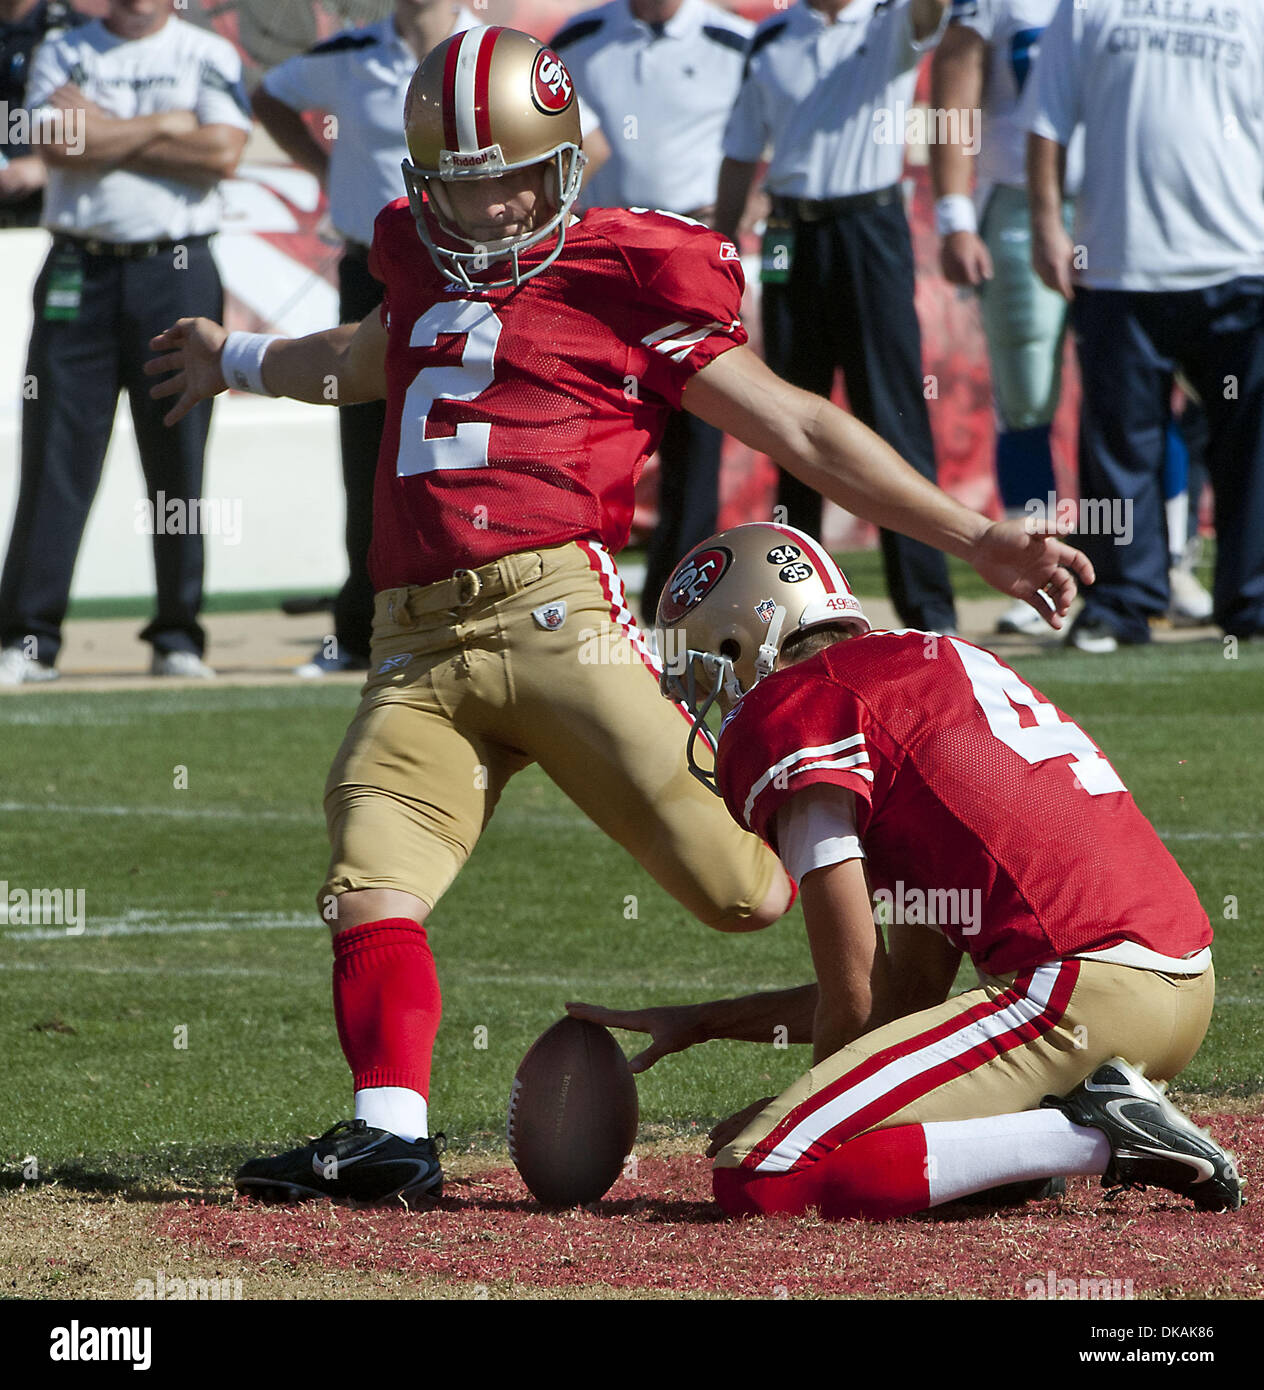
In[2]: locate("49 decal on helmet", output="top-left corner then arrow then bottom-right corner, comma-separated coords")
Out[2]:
655,523 -> 870,791
401,26 -> 586,289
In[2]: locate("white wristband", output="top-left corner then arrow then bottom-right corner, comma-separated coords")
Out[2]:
935,194 -> 978,238
221,331 -> 282,396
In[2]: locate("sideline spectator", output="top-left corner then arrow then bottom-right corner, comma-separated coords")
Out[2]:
1026,0 -> 1264,650
716,0 -> 958,633
552,0 -> 753,616
0,0 -> 250,685
0,0 -> 85,229
254,0 -> 477,677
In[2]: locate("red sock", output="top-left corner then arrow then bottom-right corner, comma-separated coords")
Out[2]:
331,918 -> 441,1096
713,1124 -> 930,1220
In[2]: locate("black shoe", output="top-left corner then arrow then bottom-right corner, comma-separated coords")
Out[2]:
235,1120 -> 445,1207
957,1175 -> 1067,1207
1042,1058 -> 1242,1211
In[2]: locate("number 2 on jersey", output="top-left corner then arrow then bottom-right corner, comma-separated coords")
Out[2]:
951,640 -> 1127,796
396,300 -> 504,477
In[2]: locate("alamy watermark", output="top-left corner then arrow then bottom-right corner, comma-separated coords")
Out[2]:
1024,492 -> 1134,546
872,880 -> 981,935
872,102 -> 981,155
135,491 -> 242,545
0,881 -> 85,934
4,101 -> 84,157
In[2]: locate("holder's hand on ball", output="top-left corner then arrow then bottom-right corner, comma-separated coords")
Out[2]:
565,1000 -> 705,1074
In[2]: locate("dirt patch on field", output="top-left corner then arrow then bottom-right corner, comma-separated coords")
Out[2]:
155,1113 -> 1260,1301
6,1117 -> 1257,1301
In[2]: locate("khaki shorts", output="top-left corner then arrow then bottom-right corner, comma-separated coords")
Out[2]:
320,541 -> 779,927
716,957 -> 1215,1173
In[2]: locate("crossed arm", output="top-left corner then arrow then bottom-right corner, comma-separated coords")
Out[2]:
37,83 -> 246,184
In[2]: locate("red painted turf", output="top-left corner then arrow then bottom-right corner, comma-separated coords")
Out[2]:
161,1113 -> 1262,1298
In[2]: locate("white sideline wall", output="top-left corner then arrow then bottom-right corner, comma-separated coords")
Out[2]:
0,225 -> 346,600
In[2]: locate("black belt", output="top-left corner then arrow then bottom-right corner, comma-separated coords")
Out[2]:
53,233 -> 210,260
769,185 -> 902,223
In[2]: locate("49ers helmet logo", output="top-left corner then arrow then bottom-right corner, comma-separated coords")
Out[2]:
531,48 -> 574,114
660,547 -> 731,623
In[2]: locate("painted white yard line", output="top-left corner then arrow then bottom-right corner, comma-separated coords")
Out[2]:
0,801 -> 594,830
0,801 -> 321,824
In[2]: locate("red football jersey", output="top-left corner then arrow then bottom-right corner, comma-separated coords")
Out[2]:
365,202 -> 747,589
717,631 -> 1212,976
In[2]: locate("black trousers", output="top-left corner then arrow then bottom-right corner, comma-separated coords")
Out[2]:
761,195 -> 956,630
1072,280 -> 1264,641
0,237 -> 221,663
642,409 -> 723,618
332,246 -> 385,663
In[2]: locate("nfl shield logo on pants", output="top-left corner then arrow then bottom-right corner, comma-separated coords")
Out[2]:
532,601 -> 567,631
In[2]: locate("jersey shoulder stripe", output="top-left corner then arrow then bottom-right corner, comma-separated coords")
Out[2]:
550,17 -> 606,51
308,29 -> 380,57
701,24 -> 749,54
744,18 -> 790,77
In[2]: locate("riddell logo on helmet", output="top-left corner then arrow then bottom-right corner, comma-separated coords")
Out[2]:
531,49 -> 573,114
450,150 -> 496,167
660,547 -> 731,623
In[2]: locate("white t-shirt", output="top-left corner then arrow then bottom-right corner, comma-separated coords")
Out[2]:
553,0 -> 752,215
724,0 -> 948,201
27,16 -> 252,242
949,0 -> 1083,208
1021,0 -> 1264,291
262,9 -> 478,246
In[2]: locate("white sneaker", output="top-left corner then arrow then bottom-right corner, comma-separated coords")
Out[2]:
294,646 -> 370,679
151,650 -> 216,679
1168,564 -> 1214,625
0,646 -> 59,685
995,599 -> 1049,635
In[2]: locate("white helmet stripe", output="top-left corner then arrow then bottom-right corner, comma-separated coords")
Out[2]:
452,27 -> 486,153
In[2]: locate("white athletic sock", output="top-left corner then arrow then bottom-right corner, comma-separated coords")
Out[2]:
923,1109 -> 1111,1207
354,1086 -> 428,1143
1166,491 -> 1189,566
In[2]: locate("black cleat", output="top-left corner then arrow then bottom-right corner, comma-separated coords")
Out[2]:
958,1175 -> 1067,1207
1042,1058 -> 1242,1211
235,1120 -> 445,1207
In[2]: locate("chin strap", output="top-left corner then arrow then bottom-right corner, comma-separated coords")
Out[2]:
755,606 -> 787,684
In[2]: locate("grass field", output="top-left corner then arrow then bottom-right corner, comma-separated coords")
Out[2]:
1,578 -> 1262,1301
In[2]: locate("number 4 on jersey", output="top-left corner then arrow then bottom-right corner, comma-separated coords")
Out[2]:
951,640 -> 1127,797
397,300 -> 504,477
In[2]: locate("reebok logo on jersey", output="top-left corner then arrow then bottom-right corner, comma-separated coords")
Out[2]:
719,241 -> 740,261
377,653 -> 413,674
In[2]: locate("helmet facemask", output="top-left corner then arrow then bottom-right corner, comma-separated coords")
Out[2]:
402,144 -> 585,291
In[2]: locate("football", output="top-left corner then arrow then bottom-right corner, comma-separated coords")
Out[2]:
507,1016 -> 639,1209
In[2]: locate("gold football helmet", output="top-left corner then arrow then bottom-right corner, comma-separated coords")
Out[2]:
401,26 -> 586,289
655,523 -> 871,789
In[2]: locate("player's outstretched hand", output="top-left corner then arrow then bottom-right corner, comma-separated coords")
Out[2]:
706,1096 -> 775,1159
145,317 -> 230,427
565,1000 -> 705,1074
968,517 -> 1096,631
